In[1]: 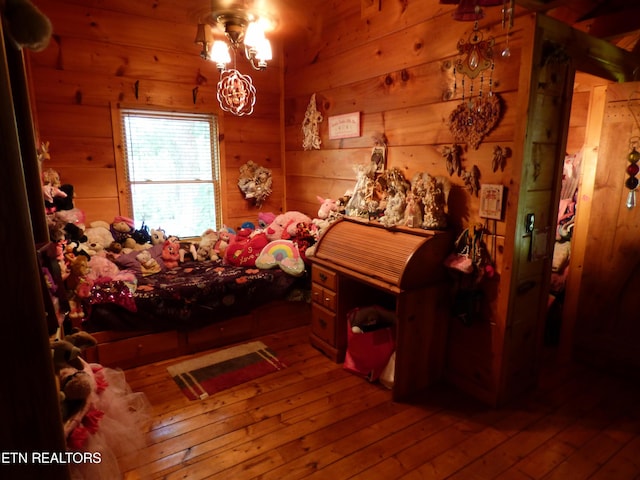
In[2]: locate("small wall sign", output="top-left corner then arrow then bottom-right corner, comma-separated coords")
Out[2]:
328,112 -> 361,140
479,184 -> 504,220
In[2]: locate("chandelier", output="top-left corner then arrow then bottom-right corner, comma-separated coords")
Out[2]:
195,9 -> 272,116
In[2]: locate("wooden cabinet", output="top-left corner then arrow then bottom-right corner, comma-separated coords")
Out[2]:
310,264 -> 343,361
309,218 -> 453,400
85,300 -> 311,369
95,331 -> 181,369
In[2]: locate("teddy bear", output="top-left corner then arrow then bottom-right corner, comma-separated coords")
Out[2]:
162,235 -> 197,263
50,332 -> 98,421
51,336 -> 87,373
1,0 -> 53,52
106,241 -> 123,258
122,236 -> 152,253
136,249 -> 161,276
65,256 -> 93,319
195,229 -> 220,262
66,255 -> 91,293
161,240 -> 180,269
58,366 -> 94,421
110,216 -> 135,244
264,211 -> 313,242
214,228 -> 235,259
83,221 -> 115,256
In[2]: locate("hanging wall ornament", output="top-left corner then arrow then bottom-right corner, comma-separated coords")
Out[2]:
302,93 -> 323,151
442,143 -> 463,177
492,145 -> 512,172
237,160 -> 273,207
624,93 -> 640,209
500,0 -> 514,57
625,137 -> 640,209
217,69 -> 256,116
454,21 -> 494,80
449,94 -> 502,149
450,19 -> 503,150
462,164 -> 481,197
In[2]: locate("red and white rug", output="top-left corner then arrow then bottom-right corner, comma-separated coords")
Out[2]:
167,341 -> 286,400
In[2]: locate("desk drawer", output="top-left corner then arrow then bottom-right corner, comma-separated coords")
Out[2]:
187,315 -> 253,348
97,331 -> 180,368
312,265 -> 337,290
311,283 -> 337,311
311,303 -> 336,345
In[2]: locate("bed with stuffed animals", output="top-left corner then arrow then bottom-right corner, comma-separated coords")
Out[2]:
40,211 -> 316,369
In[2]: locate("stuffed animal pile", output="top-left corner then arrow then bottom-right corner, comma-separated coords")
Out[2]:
49,329 -> 150,477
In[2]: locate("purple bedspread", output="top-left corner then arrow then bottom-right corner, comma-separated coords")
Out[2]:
84,259 -> 307,332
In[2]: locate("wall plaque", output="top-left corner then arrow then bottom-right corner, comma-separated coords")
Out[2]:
328,112 -> 360,140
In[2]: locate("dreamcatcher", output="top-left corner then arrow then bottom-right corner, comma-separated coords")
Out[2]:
449,12 -> 503,150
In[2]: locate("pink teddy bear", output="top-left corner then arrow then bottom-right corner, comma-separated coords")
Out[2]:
265,211 -> 312,242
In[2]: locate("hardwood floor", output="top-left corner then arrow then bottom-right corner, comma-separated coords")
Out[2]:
119,326 -> 640,479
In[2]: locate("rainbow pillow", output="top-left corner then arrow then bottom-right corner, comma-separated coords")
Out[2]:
255,240 -> 305,276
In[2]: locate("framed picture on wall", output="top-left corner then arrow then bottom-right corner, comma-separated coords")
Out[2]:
328,112 -> 360,139
479,184 -> 504,220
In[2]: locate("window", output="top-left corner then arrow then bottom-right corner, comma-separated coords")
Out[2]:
119,109 -> 221,238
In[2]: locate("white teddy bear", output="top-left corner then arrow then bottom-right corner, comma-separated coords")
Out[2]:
82,221 -> 115,256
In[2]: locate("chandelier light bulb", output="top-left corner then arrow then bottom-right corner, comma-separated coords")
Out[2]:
244,21 -> 264,48
255,37 -> 272,61
210,40 -> 231,69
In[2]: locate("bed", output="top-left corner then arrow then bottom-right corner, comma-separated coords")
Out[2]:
39,242 -> 311,369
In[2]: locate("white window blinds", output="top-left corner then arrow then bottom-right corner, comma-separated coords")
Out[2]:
120,109 -> 222,238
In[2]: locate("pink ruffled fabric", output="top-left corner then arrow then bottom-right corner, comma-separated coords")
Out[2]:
66,361 -> 150,479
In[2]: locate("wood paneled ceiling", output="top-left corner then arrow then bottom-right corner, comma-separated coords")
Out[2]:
516,0 -> 640,53
202,1 -> 640,55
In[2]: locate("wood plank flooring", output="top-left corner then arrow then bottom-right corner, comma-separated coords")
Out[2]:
119,326 -> 640,479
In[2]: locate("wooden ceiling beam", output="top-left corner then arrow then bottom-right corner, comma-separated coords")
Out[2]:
515,0 -> 601,25
572,7 -> 640,40
537,13 -> 640,82
515,0 -> 566,13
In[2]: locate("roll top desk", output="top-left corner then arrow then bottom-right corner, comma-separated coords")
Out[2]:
309,217 -> 453,400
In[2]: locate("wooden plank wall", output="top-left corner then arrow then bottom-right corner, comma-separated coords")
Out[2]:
571,81 -> 640,374
283,1 -> 521,232
28,0 -> 285,232
283,0 -> 524,403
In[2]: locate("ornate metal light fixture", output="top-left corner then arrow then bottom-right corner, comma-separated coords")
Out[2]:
195,9 -> 272,116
